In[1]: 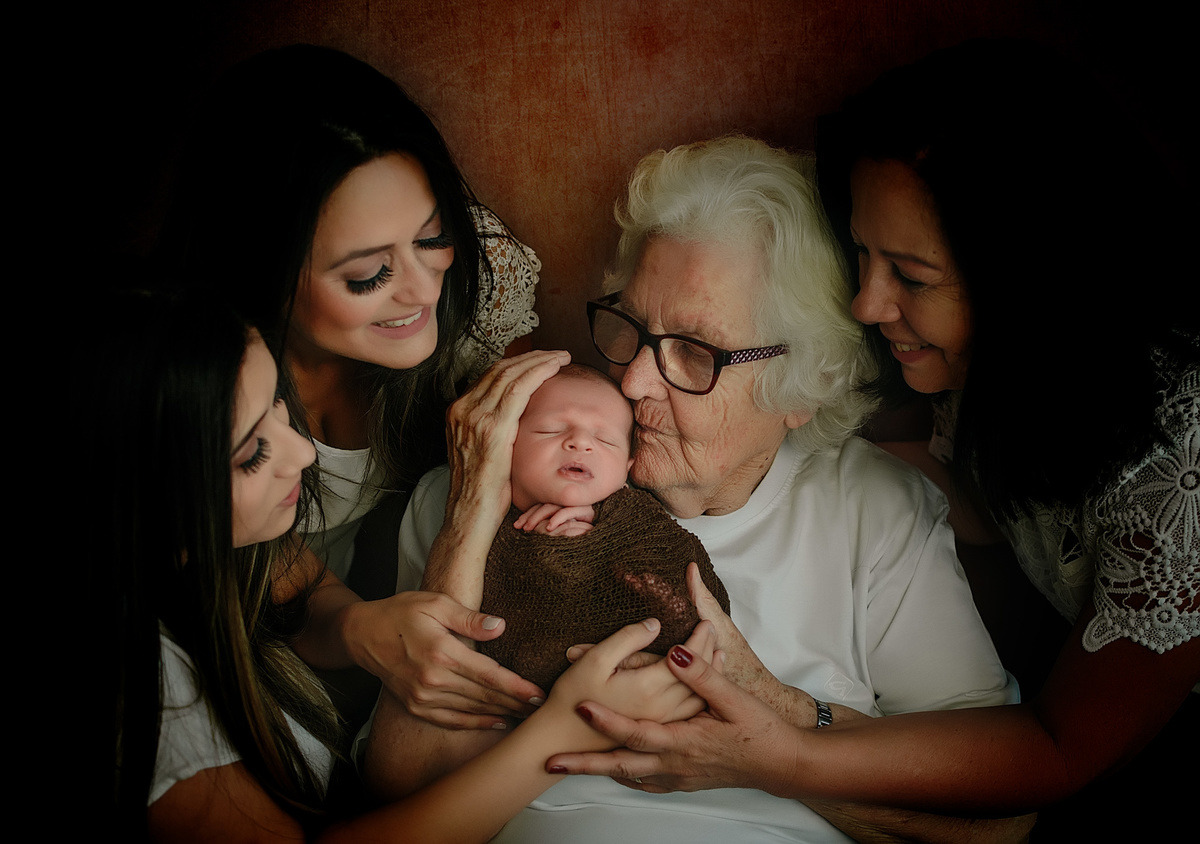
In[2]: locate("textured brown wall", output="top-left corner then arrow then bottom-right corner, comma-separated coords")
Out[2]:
86,1 -> 1186,366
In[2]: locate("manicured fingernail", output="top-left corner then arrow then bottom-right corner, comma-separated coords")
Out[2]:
642,618 -> 660,632
669,646 -> 693,667
492,721 -> 508,730
548,765 -> 567,774
565,645 -> 584,661
528,696 -> 544,706
576,705 -> 593,723
482,616 -> 502,630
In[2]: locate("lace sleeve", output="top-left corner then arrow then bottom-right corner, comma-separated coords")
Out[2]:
1083,361 -> 1200,654
451,203 -> 541,386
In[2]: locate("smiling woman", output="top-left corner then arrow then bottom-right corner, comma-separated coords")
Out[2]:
848,158 -> 971,394
292,153 -> 453,373
153,44 -> 544,740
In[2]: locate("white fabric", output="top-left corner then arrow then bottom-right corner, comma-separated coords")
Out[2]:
931,354 -> 1199,660
302,203 -> 540,573
303,440 -> 382,580
150,634 -> 333,806
397,437 -> 1017,842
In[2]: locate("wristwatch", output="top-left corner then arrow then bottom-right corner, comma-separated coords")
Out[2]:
814,700 -> 833,729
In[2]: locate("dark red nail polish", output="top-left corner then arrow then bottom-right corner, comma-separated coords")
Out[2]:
576,705 -> 593,723
669,646 -> 693,667
548,765 -> 567,774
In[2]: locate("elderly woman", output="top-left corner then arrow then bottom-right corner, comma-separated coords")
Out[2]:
551,42 -> 1198,842
365,137 -> 1029,842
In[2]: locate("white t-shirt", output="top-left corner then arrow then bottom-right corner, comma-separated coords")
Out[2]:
396,436 -> 1018,842
150,634 -> 334,806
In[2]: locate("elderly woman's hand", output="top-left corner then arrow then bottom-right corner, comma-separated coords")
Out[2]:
445,350 -> 572,522
545,638 -> 801,794
686,563 -> 833,729
424,350 -> 570,602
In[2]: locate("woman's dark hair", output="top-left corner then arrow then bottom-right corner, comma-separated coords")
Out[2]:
82,287 -> 340,835
156,44 -> 489,488
817,37 -> 1197,517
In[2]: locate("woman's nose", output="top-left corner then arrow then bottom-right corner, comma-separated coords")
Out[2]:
392,255 -> 444,304
851,260 -> 900,326
619,345 -> 666,401
281,426 -> 317,474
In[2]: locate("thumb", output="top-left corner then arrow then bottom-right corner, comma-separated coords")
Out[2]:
687,562 -> 726,622
438,601 -> 507,643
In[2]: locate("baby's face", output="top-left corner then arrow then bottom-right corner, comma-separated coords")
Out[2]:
511,374 -> 634,511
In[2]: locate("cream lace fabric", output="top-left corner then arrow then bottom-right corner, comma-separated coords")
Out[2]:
933,353 -> 1200,656
451,203 -> 541,387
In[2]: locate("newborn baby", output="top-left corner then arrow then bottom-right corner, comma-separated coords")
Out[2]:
480,364 -> 729,690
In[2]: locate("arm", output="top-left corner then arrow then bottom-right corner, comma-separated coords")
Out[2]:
286,548 -> 542,728
148,619 -> 712,844
550,566 -> 1036,842
549,646 -> 1034,844
289,352 -> 570,728
423,350 -> 570,605
362,617 -> 718,800
345,620 -> 716,838
551,603 -> 1199,815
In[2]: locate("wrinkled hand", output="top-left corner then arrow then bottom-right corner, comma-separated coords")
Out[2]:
343,591 -> 546,729
514,503 -> 596,536
425,350 -> 572,603
443,351 -> 571,526
687,563 -> 783,699
545,638 -> 797,795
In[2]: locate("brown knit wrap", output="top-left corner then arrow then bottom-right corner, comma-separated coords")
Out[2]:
478,486 -> 729,691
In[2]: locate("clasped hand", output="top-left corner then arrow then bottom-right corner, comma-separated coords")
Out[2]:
545,563 -> 808,794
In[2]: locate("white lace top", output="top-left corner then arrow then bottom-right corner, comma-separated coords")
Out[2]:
449,203 -> 542,388
931,352 -> 1199,658
301,203 -> 540,572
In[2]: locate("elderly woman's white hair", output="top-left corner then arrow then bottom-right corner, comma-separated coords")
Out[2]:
603,136 -> 878,452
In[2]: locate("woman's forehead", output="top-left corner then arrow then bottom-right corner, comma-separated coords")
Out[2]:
625,236 -> 763,344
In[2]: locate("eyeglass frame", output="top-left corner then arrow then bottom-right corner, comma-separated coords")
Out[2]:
586,292 -> 788,396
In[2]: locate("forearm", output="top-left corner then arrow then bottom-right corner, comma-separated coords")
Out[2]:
764,704 -> 1068,814
804,798 -> 1036,844
419,466 -> 508,607
421,507 -> 495,608
330,702 -> 603,844
364,690 -> 509,799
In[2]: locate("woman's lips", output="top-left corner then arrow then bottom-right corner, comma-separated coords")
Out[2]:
888,338 -> 933,364
281,481 -> 302,508
370,307 -> 431,338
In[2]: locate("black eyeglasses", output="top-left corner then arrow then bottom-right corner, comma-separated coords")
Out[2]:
586,293 -> 788,396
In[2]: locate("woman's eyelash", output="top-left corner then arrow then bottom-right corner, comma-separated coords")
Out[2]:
239,437 -> 271,474
892,264 -> 923,287
417,233 -> 454,250
347,264 -> 393,295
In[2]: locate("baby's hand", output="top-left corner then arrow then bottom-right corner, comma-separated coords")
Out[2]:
514,504 -> 596,536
